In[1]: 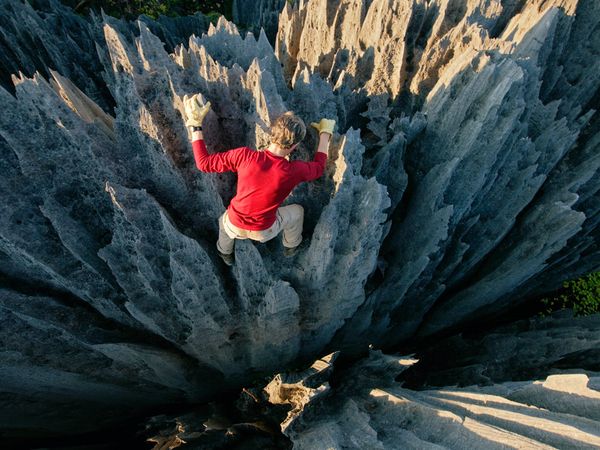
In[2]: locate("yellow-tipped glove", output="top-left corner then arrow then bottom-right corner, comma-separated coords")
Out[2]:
310,118 -> 336,135
183,94 -> 211,128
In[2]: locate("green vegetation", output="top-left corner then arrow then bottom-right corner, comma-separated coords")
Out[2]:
541,271 -> 600,316
58,0 -> 232,20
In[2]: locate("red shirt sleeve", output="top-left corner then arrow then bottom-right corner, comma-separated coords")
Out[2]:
192,139 -> 250,173
291,152 -> 327,182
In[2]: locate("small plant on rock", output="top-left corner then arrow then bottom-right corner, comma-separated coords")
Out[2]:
541,271 -> 600,316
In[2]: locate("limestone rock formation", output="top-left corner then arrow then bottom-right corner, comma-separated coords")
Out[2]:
399,311 -> 600,390
139,313 -> 600,449
264,352 -> 337,431
0,0 -> 598,440
276,0 -> 600,350
285,350 -> 600,450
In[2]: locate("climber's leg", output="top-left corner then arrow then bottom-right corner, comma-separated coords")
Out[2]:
277,204 -> 304,249
245,223 -> 279,243
217,212 -> 237,256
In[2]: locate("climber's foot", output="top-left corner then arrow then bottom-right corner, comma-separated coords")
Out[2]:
283,246 -> 298,257
218,251 -> 234,266
284,242 -> 304,257
283,238 -> 309,258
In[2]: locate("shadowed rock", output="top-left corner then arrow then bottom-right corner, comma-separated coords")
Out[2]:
233,0 -> 287,43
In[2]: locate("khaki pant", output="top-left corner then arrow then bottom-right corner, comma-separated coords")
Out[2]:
217,204 -> 304,255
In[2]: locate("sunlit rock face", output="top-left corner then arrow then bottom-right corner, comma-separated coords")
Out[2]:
285,348 -> 600,450
143,315 -> 600,449
0,0 -> 598,439
276,0 -> 600,348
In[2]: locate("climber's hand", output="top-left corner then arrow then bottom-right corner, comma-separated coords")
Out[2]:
310,118 -> 335,136
184,94 -> 211,128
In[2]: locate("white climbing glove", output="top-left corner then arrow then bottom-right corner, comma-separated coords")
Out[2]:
183,94 -> 211,128
311,118 -> 336,135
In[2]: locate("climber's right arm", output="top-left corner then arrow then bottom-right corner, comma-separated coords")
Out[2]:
184,93 -> 247,172
191,134 -> 248,173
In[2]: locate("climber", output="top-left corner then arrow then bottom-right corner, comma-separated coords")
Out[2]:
183,94 -> 335,265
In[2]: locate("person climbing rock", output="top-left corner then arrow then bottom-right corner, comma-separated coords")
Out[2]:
183,94 -> 335,266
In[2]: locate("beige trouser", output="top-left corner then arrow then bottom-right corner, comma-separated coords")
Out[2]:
217,204 -> 304,255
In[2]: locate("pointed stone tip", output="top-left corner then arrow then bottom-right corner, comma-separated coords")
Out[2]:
216,15 -> 226,27
10,72 -> 22,86
105,182 -> 124,211
11,70 -> 37,87
257,27 -> 269,42
136,19 -> 150,33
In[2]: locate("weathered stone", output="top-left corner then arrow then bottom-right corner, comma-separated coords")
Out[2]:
0,288 -> 213,437
264,352 -> 337,431
0,0 -> 598,440
400,311 -> 600,389
286,349 -> 600,450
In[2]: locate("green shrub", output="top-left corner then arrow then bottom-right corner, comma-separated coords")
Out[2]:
541,271 -> 600,316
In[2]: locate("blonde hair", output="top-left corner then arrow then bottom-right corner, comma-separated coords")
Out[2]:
270,112 -> 306,149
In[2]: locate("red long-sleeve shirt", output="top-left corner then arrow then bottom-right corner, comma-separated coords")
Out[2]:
193,139 -> 326,230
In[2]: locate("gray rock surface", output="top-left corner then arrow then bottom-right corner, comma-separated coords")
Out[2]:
140,316 -> 600,449
399,311 -> 600,389
284,349 -> 600,450
0,0 -> 111,108
279,0 -> 600,349
0,0 -> 598,440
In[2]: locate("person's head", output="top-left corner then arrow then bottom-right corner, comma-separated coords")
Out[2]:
270,112 -> 306,156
